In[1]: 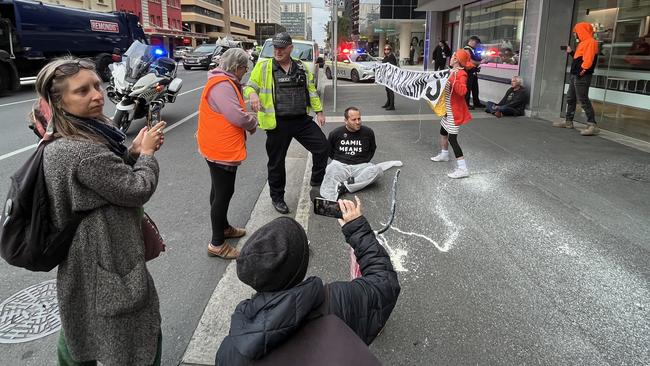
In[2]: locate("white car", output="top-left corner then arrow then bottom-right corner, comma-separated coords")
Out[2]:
324,52 -> 380,82
258,39 -> 323,87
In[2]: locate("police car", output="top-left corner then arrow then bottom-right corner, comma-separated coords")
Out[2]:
258,39 -> 323,87
324,51 -> 381,82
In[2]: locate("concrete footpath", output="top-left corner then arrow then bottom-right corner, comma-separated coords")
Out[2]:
181,82 -> 650,365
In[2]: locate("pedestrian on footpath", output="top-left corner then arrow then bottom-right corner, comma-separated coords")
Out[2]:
197,48 -> 257,260
485,76 -> 528,118
463,36 -> 486,109
432,40 -> 451,71
215,197 -> 400,365
33,57 -> 165,365
245,32 -> 328,215
431,49 -> 474,179
381,44 -> 398,110
320,106 -> 402,201
553,22 -> 600,136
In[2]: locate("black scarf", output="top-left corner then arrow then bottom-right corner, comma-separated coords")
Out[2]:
66,113 -> 128,157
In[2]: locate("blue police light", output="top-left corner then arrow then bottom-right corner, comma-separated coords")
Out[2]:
154,48 -> 165,56
357,48 -> 365,53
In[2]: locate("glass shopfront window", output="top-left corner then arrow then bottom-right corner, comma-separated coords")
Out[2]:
462,0 -> 525,80
566,0 -> 650,140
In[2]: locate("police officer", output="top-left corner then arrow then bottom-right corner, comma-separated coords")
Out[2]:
245,32 -> 328,214
463,36 -> 486,109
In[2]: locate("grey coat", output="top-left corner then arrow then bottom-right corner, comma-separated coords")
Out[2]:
43,138 -> 161,366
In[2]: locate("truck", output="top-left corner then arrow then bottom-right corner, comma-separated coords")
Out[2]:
0,0 -> 146,95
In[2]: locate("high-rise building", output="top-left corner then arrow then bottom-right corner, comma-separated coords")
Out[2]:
343,0 -> 360,37
230,0 -> 281,24
280,1 -> 312,40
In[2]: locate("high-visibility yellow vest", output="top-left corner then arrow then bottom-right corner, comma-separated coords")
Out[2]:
243,58 -> 322,130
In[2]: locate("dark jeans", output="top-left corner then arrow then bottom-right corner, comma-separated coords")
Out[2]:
440,126 -> 463,158
207,160 -> 237,246
565,74 -> 596,123
485,101 -> 520,116
434,60 -> 447,71
465,70 -> 481,106
384,87 -> 395,107
266,115 -> 328,202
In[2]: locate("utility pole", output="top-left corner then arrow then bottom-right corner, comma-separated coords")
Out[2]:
331,0 -> 339,113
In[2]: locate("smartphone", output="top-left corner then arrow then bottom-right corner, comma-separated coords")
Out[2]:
313,197 -> 343,219
560,45 -> 568,51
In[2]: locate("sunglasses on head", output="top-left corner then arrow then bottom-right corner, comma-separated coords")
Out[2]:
54,59 -> 96,77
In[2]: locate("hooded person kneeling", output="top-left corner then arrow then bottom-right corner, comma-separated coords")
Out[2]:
215,197 -> 401,366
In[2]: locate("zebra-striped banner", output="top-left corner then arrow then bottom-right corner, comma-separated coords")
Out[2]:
373,63 -> 449,105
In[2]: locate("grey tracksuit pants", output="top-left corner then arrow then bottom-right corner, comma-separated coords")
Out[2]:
320,160 -> 402,201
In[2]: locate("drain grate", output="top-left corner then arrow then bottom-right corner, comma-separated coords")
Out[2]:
622,172 -> 649,183
0,280 -> 60,344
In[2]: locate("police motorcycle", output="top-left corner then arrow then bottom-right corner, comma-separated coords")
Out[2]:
106,41 -> 183,133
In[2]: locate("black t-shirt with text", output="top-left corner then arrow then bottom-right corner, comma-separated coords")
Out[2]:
328,125 -> 376,165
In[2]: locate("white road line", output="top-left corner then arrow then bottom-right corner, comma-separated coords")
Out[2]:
163,111 -> 198,133
177,85 -> 203,96
0,144 -> 38,161
0,98 -> 38,108
0,111 -> 199,162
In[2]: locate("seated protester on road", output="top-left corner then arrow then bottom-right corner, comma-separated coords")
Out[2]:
215,197 -> 401,366
484,76 -> 528,118
320,107 -> 402,201
33,57 -> 166,365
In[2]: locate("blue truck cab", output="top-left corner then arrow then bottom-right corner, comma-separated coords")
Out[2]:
0,0 -> 145,94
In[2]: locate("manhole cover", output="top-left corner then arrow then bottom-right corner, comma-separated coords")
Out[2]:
0,280 -> 60,343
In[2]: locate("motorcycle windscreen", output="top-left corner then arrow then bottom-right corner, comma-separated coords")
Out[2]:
123,41 -> 155,80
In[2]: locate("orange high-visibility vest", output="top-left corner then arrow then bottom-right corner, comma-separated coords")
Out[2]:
197,75 -> 247,162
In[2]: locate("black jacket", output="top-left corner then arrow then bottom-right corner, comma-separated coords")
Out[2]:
432,44 -> 451,65
497,87 -> 528,115
382,53 -> 398,67
216,216 -> 401,366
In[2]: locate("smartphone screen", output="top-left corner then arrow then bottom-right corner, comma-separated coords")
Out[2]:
313,198 -> 343,218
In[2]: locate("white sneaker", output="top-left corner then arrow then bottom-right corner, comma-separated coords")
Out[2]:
430,153 -> 449,162
447,168 -> 469,179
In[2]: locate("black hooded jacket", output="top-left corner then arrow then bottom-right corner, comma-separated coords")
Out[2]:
216,216 -> 401,365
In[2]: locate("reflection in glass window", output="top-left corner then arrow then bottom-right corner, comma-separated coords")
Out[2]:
462,0 -> 525,69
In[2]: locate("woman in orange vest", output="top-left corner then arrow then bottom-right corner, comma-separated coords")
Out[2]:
197,48 -> 257,259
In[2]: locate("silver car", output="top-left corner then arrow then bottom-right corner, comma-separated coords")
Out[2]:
324,52 -> 380,82
173,46 -> 193,61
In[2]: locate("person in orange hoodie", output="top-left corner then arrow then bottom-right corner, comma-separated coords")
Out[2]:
553,22 -> 600,136
430,49 -> 474,179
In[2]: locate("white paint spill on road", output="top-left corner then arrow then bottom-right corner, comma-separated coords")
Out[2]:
389,225 -> 453,253
377,233 -> 408,272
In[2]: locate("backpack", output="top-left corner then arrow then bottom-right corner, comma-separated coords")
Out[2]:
0,141 -> 85,271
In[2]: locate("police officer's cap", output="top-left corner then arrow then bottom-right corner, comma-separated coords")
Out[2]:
469,35 -> 481,43
272,32 -> 293,48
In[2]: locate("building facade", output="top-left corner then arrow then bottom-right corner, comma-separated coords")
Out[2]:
414,0 -> 650,142
280,1 -> 312,40
230,0 -> 281,24
344,0 -> 360,38
115,0 -> 186,51
180,0 -> 255,46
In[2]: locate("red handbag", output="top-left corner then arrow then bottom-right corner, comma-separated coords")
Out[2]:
141,212 -> 165,261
